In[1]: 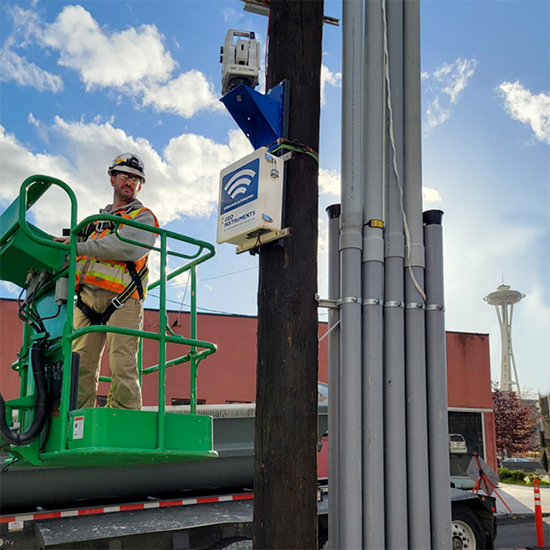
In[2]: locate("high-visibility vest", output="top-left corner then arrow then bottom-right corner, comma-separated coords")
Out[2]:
75,205 -> 159,300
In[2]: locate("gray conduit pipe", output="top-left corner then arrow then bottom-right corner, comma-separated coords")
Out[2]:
384,0 -> 408,550
383,0 -> 408,547
362,0 -> 386,547
424,210 -> 452,550
340,1 -> 364,547
326,204 -> 341,550
403,0 -> 431,547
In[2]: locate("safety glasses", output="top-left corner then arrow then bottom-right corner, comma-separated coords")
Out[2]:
117,172 -> 144,185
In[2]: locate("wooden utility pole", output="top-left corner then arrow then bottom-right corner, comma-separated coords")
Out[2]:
253,1 -> 324,549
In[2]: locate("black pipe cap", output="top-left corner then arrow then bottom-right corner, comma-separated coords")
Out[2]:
423,209 -> 444,225
326,204 -> 341,219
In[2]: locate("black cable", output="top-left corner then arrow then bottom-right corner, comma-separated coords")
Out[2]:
30,291 -> 46,334
0,338 -> 49,446
148,293 -> 247,316
167,266 -> 259,288
39,304 -> 62,322
171,270 -> 191,327
39,415 -> 50,452
269,139 -> 319,162
17,282 -> 43,333
2,457 -> 19,473
18,299 -> 41,333
17,287 -> 28,324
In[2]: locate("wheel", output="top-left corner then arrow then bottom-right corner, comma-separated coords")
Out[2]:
452,504 -> 485,550
208,537 -> 253,550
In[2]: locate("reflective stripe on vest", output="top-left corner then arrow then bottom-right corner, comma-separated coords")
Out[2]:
75,206 -> 159,300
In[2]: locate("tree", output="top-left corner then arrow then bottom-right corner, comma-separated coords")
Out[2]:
492,388 -> 538,458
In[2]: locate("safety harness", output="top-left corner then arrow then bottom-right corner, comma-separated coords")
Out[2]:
75,211 -> 150,326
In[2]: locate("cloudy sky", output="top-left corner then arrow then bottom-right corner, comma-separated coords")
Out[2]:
0,0 -> 548,394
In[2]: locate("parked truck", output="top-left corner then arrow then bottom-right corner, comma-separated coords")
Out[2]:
0,177 -> 496,549
0,399 -> 496,550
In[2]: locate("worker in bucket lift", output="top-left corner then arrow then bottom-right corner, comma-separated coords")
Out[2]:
55,153 -> 158,410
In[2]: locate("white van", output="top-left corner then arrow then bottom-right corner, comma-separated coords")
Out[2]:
449,433 -> 468,454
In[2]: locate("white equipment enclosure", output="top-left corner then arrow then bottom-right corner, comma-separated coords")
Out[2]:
217,147 -> 286,254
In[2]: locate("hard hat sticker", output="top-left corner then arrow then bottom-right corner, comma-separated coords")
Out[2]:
220,158 -> 259,215
73,416 -> 85,440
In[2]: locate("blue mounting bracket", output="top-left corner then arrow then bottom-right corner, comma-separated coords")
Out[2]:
220,80 -> 289,150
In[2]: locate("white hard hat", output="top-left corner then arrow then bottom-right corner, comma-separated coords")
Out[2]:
108,153 -> 146,183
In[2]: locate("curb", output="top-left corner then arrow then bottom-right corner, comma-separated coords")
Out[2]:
496,512 -> 550,524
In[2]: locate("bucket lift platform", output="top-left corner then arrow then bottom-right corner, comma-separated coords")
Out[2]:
0,175 -> 218,468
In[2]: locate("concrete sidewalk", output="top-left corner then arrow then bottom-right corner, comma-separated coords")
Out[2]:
492,483 -> 550,519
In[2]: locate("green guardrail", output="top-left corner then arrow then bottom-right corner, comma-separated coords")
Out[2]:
1,175 -> 218,466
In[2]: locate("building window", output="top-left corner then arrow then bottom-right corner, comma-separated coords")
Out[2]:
171,398 -> 206,406
448,411 -> 484,477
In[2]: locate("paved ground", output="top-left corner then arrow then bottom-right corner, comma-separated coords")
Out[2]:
496,483 -> 550,517
488,483 -> 550,549
495,516 -> 549,550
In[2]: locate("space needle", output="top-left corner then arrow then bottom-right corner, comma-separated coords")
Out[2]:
484,284 -> 525,398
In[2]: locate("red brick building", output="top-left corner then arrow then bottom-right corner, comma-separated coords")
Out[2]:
0,298 -> 497,482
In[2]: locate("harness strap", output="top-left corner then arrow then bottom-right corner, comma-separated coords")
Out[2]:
76,263 -> 148,325
75,205 -> 152,325
125,261 -> 145,302
76,296 -> 105,325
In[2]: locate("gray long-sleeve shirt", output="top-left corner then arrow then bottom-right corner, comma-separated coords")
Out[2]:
76,199 -> 157,261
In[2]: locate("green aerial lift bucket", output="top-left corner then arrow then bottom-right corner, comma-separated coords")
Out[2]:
0,175 -> 218,467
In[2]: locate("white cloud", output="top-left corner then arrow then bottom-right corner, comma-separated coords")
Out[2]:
433,58 -> 477,104
31,5 -> 222,119
142,70 -> 224,117
318,168 -> 442,208
321,64 -> 341,105
223,7 -> 243,23
160,130 -> 252,220
319,168 -> 340,196
27,112 -> 55,145
27,113 -> 40,128
498,81 -> 550,145
0,281 -> 20,297
0,125 -> 72,207
425,97 -> 451,131
2,6 -> 42,52
42,5 -> 175,91
423,58 -> 477,133
2,6 -> 223,119
422,186 -> 442,204
146,250 -> 194,289
0,50 -> 63,93
0,118 -> 253,236
318,217 -> 328,251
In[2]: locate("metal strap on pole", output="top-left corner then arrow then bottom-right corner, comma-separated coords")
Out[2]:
363,298 -> 384,306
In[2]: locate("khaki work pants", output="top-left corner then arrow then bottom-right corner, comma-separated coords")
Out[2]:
73,287 -> 143,410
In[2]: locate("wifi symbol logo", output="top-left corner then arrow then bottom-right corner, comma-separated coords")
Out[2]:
224,168 -> 256,199
220,158 -> 259,214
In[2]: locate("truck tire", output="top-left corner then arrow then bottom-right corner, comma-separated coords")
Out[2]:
208,537 -> 253,550
452,504 -> 485,550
